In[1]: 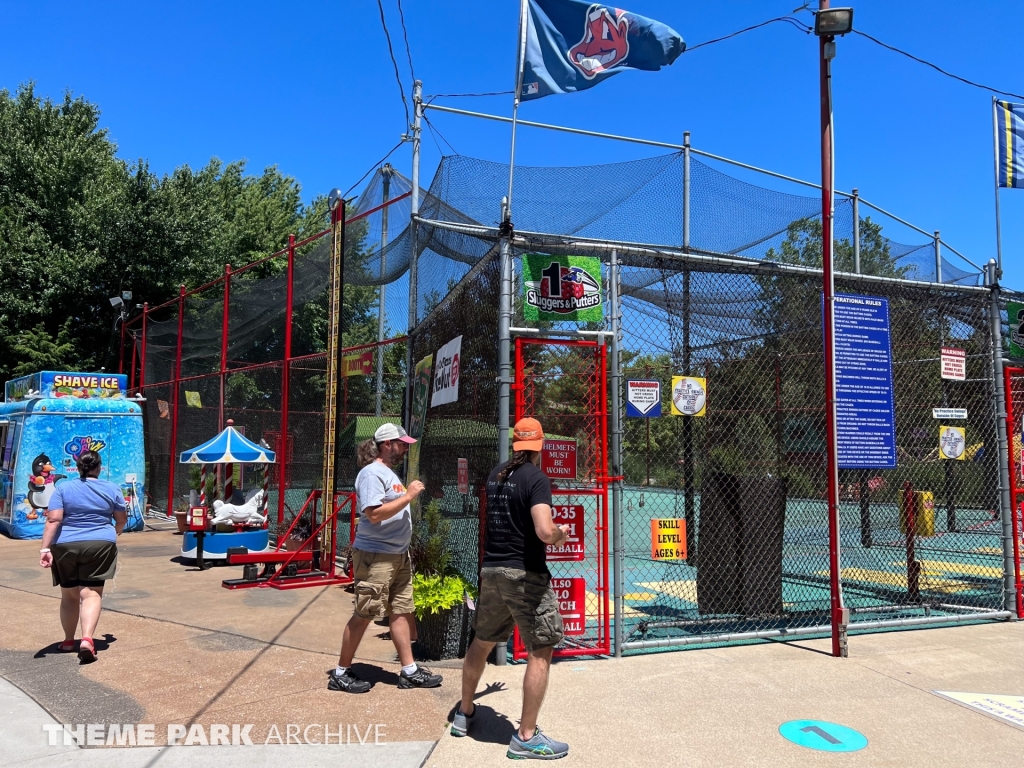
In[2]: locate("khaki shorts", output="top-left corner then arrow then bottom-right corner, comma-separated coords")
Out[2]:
472,567 -> 564,651
351,549 -> 414,619
51,540 -> 118,588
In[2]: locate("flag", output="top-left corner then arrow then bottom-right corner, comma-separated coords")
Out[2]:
996,100 -> 1024,188
520,0 -> 684,101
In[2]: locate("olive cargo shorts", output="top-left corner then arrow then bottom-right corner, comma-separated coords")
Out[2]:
472,567 -> 564,651
351,550 -> 415,619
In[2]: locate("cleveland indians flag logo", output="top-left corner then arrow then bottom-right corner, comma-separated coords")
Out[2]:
567,5 -> 631,80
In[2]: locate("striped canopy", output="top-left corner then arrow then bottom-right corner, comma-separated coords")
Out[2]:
179,426 -> 276,464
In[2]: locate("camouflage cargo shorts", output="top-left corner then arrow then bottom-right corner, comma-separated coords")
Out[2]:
472,567 -> 564,651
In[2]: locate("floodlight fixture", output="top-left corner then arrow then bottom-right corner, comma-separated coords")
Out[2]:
121,290 -> 132,301
814,7 -> 853,36
109,296 -> 124,308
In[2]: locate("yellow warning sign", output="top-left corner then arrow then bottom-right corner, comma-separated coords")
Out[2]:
939,426 -> 966,460
651,518 -> 687,560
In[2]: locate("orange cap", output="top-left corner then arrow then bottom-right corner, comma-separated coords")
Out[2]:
512,417 -> 545,452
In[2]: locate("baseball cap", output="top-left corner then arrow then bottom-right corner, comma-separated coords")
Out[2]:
512,417 -> 545,452
374,423 -> 416,444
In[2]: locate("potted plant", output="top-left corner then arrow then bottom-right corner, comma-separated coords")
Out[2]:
410,499 -> 477,660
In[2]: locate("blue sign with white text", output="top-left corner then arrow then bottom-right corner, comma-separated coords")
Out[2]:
833,294 -> 897,469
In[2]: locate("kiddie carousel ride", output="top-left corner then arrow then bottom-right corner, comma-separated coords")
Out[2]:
178,420 -> 275,570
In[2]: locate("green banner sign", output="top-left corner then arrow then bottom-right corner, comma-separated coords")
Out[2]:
522,254 -> 603,322
1009,301 -> 1024,359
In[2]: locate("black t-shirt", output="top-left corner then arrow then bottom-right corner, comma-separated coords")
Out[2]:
482,460 -> 553,574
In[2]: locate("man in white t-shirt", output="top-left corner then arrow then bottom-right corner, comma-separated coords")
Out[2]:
328,423 -> 443,693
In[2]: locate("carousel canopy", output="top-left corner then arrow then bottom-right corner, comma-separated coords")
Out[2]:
179,425 -> 276,464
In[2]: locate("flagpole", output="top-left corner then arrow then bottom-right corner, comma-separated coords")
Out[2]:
506,0 -> 530,217
992,97 -> 1004,277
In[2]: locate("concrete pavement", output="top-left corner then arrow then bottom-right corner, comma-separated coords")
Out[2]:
2,528 -> 1022,767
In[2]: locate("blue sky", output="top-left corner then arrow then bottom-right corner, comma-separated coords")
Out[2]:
2,0 -> 1021,288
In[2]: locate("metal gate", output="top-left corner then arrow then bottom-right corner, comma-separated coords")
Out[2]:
512,336 -> 610,658
1004,366 -> 1024,618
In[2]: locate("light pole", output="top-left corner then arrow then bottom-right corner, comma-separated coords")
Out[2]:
813,1 -> 853,658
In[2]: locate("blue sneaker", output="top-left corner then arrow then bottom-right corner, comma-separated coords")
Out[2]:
507,727 -> 569,760
450,706 -> 475,737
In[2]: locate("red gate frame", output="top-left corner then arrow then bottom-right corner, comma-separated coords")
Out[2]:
1003,366 -> 1024,618
511,336 -> 611,658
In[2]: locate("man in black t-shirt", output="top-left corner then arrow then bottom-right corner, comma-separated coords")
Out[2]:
451,418 -> 571,760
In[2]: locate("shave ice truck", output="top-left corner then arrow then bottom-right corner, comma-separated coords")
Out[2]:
0,371 -> 145,539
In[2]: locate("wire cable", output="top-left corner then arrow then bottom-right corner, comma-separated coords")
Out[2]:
424,113 -> 460,156
851,29 -> 1024,101
342,140 -> 405,199
375,0 -> 411,128
396,0 -> 416,82
685,16 -> 811,54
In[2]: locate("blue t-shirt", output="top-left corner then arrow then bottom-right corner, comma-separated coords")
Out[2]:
48,478 -> 125,545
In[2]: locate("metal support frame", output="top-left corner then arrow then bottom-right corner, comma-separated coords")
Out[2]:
608,249 -> 624,657
620,611 -> 1013,652
818,2 -> 847,658
852,188 -> 860,274
421,104 -> 983,275
376,166 -> 393,417
988,261 -> 1018,615
278,234 -> 296,531
220,263 -> 231,432
406,80 -> 423,427
1004,364 -> 1024,618
166,285 -> 185,517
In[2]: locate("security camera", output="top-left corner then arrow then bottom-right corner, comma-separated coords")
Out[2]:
327,188 -> 344,212
109,296 -> 124,308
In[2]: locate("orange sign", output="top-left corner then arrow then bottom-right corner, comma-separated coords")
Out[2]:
651,518 -> 687,560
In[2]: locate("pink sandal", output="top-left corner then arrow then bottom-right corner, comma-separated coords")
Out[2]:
77,637 -> 96,663
58,640 -> 76,653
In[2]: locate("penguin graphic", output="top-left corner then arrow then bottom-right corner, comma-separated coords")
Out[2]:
26,454 -> 66,520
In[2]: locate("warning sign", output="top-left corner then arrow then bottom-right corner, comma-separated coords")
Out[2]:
626,379 -> 661,417
670,376 -> 706,417
542,439 -> 577,480
940,347 -> 966,381
939,426 -> 966,461
457,458 -> 468,494
551,577 -> 586,635
547,504 -> 584,561
650,518 -> 687,560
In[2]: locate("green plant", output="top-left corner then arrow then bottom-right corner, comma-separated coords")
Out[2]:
409,499 -> 452,576
412,573 -> 477,620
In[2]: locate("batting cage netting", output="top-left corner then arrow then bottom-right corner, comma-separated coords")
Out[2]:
122,144 -> 1023,655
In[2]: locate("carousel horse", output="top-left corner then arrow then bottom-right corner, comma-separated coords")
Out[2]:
210,490 -> 266,526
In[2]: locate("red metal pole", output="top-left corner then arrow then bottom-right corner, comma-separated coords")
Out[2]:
140,303 -> 148,389
902,481 -> 921,601
278,234 -> 296,532
819,0 -> 845,658
1003,367 -> 1023,618
167,285 -> 186,518
599,341 -> 610,655
220,264 -> 231,430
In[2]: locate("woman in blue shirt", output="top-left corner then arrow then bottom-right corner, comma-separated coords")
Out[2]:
38,451 -> 127,663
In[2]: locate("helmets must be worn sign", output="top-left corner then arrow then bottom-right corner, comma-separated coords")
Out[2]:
522,254 -> 603,322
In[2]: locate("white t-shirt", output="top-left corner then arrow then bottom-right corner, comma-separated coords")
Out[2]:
352,460 -> 411,554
